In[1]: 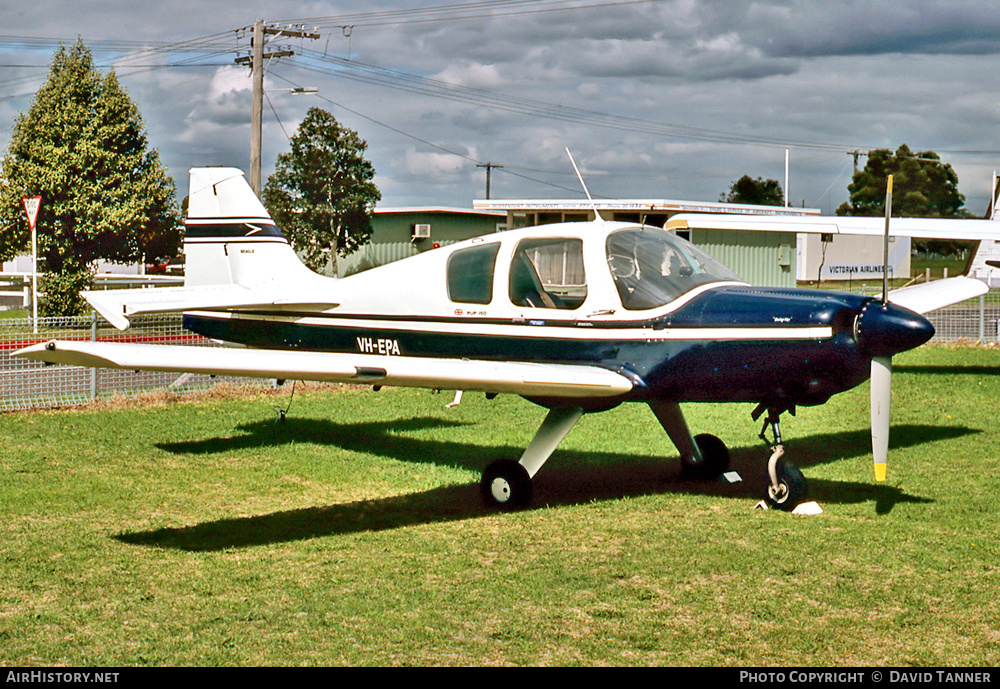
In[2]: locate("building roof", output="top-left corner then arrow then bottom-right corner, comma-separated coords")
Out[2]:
473,198 -> 821,217
375,206 -> 505,217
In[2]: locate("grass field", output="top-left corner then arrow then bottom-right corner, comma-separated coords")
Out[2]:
2,344 -> 999,666
910,259 -> 970,282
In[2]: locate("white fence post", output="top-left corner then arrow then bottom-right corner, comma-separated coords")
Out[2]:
90,311 -> 98,401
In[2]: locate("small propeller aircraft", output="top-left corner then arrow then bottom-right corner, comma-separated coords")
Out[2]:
14,167 -> 990,511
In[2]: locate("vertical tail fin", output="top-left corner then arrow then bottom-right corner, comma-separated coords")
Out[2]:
84,168 -> 331,330
968,173 -> 1000,287
184,168 -> 317,289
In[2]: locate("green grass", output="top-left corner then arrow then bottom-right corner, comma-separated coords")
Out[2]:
911,258 -> 968,280
2,345 -> 1000,666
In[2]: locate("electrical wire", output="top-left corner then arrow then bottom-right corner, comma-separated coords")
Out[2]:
269,0 -> 664,30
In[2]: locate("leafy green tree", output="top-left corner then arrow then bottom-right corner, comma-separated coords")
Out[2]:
262,108 -> 381,276
0,39 -> 181,315
837,144 -> 971,256
837,144 -> 969,218
720,175 -> 785,206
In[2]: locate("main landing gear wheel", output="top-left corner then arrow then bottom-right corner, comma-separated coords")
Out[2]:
682,433 -> 731,480
480,459 -> 533,509
763,459 -> 808,511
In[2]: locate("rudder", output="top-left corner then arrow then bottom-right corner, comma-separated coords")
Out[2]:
184,168 -> 314,288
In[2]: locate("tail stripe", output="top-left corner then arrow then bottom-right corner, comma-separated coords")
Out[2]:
185,219 -> 287,241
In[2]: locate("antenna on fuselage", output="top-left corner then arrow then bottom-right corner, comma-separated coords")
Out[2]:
566,148 -> 604,224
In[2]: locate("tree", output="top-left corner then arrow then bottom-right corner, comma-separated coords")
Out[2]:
262,108 -> 381,276
720,175 -> 785,206
837,144 -> 969,218
837,144 -> 972,257
0,39 -> 181,315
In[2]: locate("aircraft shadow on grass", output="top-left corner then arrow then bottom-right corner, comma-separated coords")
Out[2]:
116,415 -> 977,551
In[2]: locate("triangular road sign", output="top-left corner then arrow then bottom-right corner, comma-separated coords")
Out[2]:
22,196 -> 41,231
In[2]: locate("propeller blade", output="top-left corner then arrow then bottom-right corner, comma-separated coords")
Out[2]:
881,175 -> 893,304
870,355 -> 892,482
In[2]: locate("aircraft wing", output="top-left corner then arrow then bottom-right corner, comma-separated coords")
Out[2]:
887,276 -> 989,314
669,214 -> 1000,240
670,213 -> 1000,303
85,285 -> 338,331
12,341 -> 636,399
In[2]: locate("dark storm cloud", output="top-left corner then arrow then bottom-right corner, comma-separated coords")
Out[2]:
1,1 -> 999,210
744,2 -> 1000,58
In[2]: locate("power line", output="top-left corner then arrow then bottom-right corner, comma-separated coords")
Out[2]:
271,0 -> 663,29
287,49 -> 869,154
268,70 -> 592,197
269,70 -> 688,199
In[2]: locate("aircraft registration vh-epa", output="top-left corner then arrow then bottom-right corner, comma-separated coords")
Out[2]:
14,167 -> 994,512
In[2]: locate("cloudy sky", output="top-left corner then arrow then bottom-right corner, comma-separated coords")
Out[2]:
2,0 -> 999,215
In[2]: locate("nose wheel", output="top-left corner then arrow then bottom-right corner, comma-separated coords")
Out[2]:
754,405 -> 809,511
763,450 -> 808,510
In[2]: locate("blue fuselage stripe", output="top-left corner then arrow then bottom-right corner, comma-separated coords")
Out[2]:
183,287 -> 874,408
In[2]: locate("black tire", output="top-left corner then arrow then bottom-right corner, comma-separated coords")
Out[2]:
763,460 -> 808,511
480,459 -> 533,509
681,433 -> 731,480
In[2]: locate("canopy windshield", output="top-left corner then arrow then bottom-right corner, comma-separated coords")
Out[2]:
606,226 -> 742,310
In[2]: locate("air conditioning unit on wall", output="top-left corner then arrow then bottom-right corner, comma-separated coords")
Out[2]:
411,223 -> 431,240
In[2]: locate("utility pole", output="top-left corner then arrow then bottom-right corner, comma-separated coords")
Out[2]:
784,148 -> 789,207
236,20 -> 320,196
848,149 -> 867,174
477,162 -> 503,199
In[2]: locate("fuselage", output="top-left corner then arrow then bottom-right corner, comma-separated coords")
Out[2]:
182,219 -> 934,411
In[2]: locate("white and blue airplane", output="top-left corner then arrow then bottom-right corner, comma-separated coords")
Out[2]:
14,168 -> 993,511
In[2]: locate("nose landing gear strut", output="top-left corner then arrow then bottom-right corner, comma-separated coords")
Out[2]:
753,405 -> 808,511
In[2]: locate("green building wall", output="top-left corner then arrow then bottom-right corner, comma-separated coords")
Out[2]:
327,207 -> 796,289
691,228 -> 796,288
333,208 -> 505,277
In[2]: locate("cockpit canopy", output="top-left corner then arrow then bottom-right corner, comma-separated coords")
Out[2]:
445,223 -> 742,314
606,226 -> 742,310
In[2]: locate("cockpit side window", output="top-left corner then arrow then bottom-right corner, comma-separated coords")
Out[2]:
607,227 -> 741,310
447,242 -> 501,304
509,238 -> 587,310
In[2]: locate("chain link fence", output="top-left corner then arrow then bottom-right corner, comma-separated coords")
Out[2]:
0,313 -> 267,412
1,289 -> 998,412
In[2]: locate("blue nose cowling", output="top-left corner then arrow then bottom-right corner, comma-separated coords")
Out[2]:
855,299 -> 935,357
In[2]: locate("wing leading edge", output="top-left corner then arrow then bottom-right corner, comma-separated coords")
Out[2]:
886,276 -> 989,314
12,341 -> 636,399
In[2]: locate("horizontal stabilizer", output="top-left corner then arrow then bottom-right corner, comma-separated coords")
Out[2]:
12,341 -> 635,399
887,276 -> 989,314
85,286 -> 338,330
